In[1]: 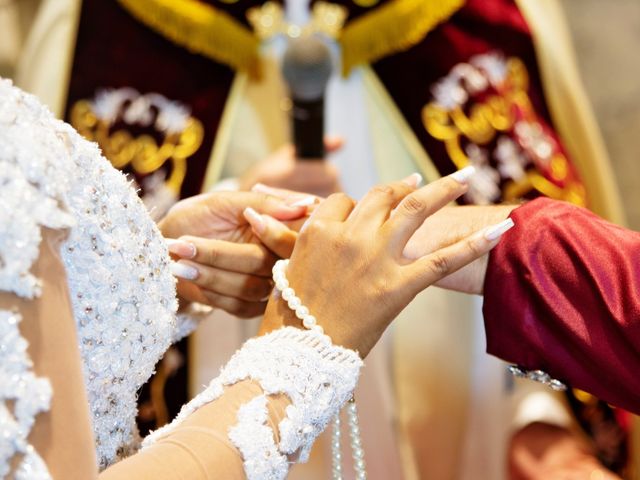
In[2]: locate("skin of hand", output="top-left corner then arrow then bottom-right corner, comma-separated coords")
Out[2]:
403,204 -> 518,295
158,191 -> 311,318
258,170 -> 513,357
237,137 -> 344,197
508,423 -> 620,480
241,174 -> 423,259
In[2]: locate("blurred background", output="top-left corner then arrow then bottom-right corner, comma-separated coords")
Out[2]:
3,0 -> 639,227
2,1 -> 639,478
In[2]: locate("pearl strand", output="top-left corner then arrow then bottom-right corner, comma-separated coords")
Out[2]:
272,259 -> 367,480
347,399 -> 367,480
331,415 -> 343,480
272,259 -> 323,334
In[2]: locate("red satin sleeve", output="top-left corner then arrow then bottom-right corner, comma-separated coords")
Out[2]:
483,197 -> 640,414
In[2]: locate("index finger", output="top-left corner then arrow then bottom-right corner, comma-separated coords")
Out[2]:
178,236 -> 277,277
384,166 -> 476,254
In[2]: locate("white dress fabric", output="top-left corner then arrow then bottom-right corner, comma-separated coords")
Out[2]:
0,78 -> 362,479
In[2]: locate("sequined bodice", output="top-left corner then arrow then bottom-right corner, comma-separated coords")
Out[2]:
0,79 -> 179,474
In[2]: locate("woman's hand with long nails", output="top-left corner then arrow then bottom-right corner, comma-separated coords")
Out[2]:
260,167 -> 515,356
159,191 -> 312,317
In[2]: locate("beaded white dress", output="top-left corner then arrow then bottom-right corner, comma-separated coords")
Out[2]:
0,79 -> 361,479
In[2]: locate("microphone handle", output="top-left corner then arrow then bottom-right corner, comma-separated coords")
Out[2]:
291,97 -> 325,160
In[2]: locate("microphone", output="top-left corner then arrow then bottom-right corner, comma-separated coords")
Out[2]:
282,35 -> 332,160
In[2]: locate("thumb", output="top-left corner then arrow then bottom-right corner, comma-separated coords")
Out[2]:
324,135 -> 344,154
244,208 -> 297,258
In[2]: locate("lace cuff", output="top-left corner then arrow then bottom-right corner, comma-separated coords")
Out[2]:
142,327 -> 363,479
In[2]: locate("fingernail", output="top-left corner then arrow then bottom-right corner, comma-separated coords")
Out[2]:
450,165 -> 476,184
170,261 -> 199,280
484,218 -> 515,241
252,183 -> 273,194
166,239 -> 196,259
289,196 -> 316,207
402,173 -> 423,187
244,207 -> 266,234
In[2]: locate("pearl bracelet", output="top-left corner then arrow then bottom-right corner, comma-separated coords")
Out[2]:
271,258 -> 368,480
272,259 -> 325,334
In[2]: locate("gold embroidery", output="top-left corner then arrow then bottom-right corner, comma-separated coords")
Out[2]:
339,0 -> 465,75
422,54 -> 585,205
353,0 -> 380,7
117,0 -> 260,76
71,97 -> 204,195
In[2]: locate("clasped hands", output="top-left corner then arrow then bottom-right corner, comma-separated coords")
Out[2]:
159,169 -> 512,353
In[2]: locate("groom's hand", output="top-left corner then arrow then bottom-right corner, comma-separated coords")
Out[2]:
403,204 -> 517,295
158,191 -> 310,317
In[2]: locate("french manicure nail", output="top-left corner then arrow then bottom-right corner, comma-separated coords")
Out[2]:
450,165 -> 476,184
289,196 -> 316,207
402,172 -> 423,187
244,207 -> 266,233
251,183 -> 271,194
170,261 -> 199,280
166,239 -> 196,259
484,218 -> 515,241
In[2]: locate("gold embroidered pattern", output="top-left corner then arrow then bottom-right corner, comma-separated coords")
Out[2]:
422,52 -> 585,205
117,0 -> 260,76
70,89 -> 204,196
339,0 -> 465,75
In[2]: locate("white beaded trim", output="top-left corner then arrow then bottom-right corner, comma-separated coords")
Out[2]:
271,259 -> 368,479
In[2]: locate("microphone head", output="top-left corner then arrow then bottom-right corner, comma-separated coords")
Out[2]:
282,35 -> 332,101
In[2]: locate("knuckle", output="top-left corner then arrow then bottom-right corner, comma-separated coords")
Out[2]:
427,254 -> 451,277
465,238 -> 483,257
369,184 -> 395,197
197,268 -> 218,289
304,219 -> 327,238
205,245 -> 219,266
401,194 -> 427,217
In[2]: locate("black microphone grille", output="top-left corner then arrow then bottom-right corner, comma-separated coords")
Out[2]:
282,36 -> 333,101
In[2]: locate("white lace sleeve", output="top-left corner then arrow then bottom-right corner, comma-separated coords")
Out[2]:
0,78 -> 76,479
142,327 -> 363,479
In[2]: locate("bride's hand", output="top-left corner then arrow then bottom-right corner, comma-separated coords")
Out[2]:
158,191 -> 311,317
260,169 -> 514,357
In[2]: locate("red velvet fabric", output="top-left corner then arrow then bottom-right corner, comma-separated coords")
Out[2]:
371,0 -> 584,205
484,198 -> 640,414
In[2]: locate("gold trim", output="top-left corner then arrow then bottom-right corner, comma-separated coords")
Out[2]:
361,65 -> 441,183
117,0 -> 260,76
340,0 -> 465,76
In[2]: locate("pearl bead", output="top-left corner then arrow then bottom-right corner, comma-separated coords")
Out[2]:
287,296 -> 302,309
312,325 -> 324,334
282,288 -> 294,301
295,306 -> 309,319
302,315 -> 317,328
275,280 -> 288,291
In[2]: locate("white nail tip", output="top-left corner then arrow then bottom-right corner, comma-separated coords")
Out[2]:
170,262 -> 199,280
403,172 -> 423,187
290,196 -> 316,207
450,165 -> 476,184
484,218 -> 515,241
